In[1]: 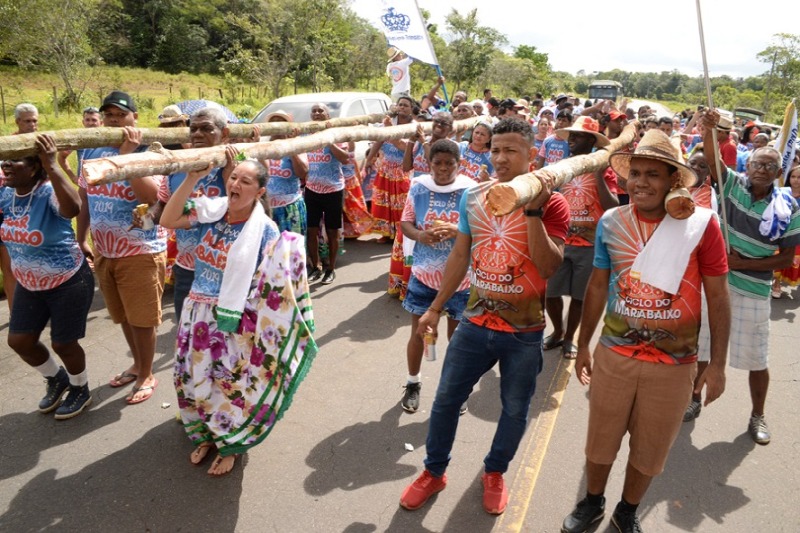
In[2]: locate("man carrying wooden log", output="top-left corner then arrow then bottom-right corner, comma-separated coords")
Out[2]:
544,117 -> 617,358
561,129 -> 730,533
76,91 -> 165,405
148,107 -> 231,322
305,103 -> 350,286
399,118 -> 570,515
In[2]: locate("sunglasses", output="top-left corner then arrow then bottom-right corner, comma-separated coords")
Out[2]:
83,106 -> 100,114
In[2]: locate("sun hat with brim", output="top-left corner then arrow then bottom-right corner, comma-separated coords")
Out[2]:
264,110 -> 293,122
158,104 -> 188,124
387,46 -> 403,62
609,129 -> 697,189
715,114 -> 734,131
555,116 -> 610,148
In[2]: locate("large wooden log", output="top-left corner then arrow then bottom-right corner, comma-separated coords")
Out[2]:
82,117 -> 481,185
486,122 -> 639,216
0,113 -> 388,160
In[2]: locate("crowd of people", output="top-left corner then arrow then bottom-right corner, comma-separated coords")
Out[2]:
2,72 -> 800,528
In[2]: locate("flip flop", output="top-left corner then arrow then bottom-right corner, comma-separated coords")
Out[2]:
109,371 -> 138,388
562,341 -> 578,360
543,334 -> 564,351
126,378 -> 158,405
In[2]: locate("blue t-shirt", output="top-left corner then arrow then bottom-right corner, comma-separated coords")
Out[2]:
189,216 -> 280,301
158,168 -> 226,270
538,135 -> 570,166
268,156 -> 304,208
458,141 -> 494,182
80,146 -> 166,258
401,178 -> 471,291
306,146 -> 344,194
0,183 -> 84,290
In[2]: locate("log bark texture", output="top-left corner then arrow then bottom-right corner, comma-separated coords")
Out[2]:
82,117 -> 481,185
486,121 -> 639,216
0,113 -> 388,160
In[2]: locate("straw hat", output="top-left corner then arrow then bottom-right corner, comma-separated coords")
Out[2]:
264,110 -> 293,122
555,116 -> 610,147
609,129 -> 697,188
158,104 -> 188,124
387,46 -> 403,62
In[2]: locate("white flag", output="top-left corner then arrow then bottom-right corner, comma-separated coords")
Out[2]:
377,0 -> 439,66
775,99 -> 798,185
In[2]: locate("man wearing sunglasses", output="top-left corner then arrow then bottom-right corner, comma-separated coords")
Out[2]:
695,109 -> 800,446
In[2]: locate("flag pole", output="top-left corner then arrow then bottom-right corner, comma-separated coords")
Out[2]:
695,0 -> 730,252
412,0 -> 449,107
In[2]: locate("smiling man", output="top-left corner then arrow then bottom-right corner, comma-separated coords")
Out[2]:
692,109 -> 800,445
561,129 -> 730,533
399,118 -> 569,515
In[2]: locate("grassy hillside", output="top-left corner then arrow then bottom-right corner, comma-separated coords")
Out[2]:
0,65 -> 275,134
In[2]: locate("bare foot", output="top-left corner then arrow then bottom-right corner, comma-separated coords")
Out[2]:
190,443 -> 214,465
208,454 -> 237,476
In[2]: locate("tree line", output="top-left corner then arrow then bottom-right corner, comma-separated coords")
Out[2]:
0,1 -> 796,122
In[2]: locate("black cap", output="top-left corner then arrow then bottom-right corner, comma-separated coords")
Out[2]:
499,98 -> 518,110
100,91 -> 137,113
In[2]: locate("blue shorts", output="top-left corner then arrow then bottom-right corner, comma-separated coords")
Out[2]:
9,261 -> 95,343
402,275 -> 469,320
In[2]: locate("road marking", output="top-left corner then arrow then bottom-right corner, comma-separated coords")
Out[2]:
495,355 -> 575,532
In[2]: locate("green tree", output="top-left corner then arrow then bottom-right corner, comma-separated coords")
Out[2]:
442,9 -> 507,90
2,0 -> 99,109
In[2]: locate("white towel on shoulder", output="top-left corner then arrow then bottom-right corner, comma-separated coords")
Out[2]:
630,208 -> 714,295
194,196 -> 268,332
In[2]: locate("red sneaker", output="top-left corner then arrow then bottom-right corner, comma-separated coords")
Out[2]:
482,472 -> 508,515
400,470 -> 447,510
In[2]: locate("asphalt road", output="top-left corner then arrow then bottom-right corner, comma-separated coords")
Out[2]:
1,236 -> 798,532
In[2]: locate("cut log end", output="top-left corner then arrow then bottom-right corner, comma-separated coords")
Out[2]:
83,159 -> 122,186
486,184 -> 521,216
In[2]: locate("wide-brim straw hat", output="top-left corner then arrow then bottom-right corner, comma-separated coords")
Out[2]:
555,116 -> 610,147
387,46 -> 403,62
609,129 -> 697,188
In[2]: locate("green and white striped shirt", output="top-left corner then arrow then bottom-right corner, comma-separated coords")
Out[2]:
722,168 -> 800,299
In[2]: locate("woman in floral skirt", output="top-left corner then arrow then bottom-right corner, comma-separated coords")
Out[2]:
161,150 -> 317,476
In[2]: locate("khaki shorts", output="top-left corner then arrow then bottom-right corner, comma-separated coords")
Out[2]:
95,252 -> 166,328
585,344 -> 697,477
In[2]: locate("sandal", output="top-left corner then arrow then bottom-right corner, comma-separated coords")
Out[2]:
125,378 -> 158,405
543,334 -> 564,351
208,454 -> 237,476
562,341 -> 578,360
109,371 -> 138,388
190,443 -> 215,465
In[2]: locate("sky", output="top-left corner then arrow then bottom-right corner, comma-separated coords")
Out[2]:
351,0 -> 800,78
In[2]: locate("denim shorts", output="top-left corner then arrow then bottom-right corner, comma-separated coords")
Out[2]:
10,261 -> 95,343
402,275 -> 469,320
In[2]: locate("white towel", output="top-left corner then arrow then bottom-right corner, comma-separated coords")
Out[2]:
402,174 -> 475,259
194,196 -> 268,332
759,187 -> 794,241
630,208 -> 714,295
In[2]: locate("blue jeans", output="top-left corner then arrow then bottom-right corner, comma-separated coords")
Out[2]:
424,319 -> 544,477
172,265 -> 194,324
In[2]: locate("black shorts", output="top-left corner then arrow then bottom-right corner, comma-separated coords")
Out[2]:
305,188 -> 344,230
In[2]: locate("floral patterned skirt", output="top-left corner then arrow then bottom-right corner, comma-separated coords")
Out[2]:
388,226 -> 412,300
174,232 -> 317,457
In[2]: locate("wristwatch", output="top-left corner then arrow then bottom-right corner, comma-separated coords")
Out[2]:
524,208 -> 543,217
